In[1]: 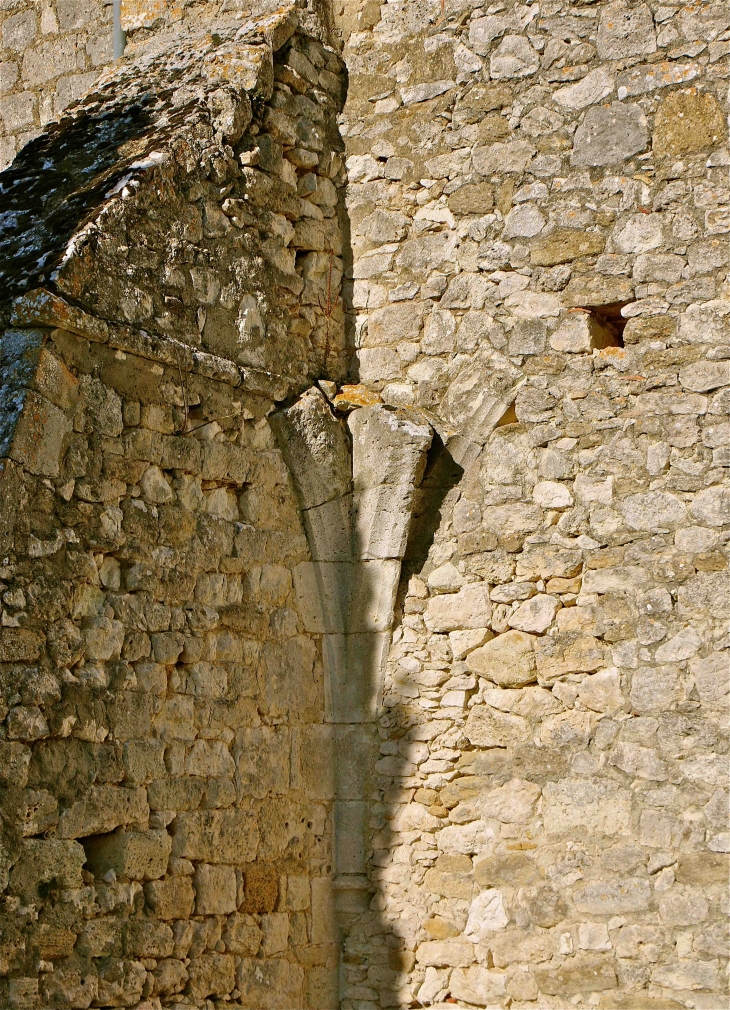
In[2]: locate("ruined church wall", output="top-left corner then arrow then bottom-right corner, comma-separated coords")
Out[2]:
0,12 -> 350,1008
0,0 -> 728,1008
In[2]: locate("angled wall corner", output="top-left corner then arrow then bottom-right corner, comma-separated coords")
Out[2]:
271,387 -> 432,925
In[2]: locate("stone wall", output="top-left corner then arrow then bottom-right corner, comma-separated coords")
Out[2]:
336,2 -> 730,1008
0,0 -> 111,169
0,0 -> 728,1008
0,9 -> 353,1008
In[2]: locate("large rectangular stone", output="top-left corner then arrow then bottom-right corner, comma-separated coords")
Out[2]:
57,786 -> 149,839
172,810 -> 258,863
8,390 -> 72,477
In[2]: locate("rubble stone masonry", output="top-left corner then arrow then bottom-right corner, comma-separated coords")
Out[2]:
0,0 -> 729,1009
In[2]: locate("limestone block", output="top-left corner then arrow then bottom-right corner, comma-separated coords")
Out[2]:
9,839 -> 86,901
573,879 -> 651,914
194,864 -> 237,915
550,313 -> 614,352
270,387 -> 351,510
481,778 -> 541,823
354,484 -> 416,559
83,616 -> 124,661
334,800 -> 366,874
535,954 -> 618,995
125,920 -> 174,958
472,140 -> 534,175
306,966 -> 338,1010
655,626 -> 701,662
261,634 -> 320,717
311,877 -> 338,946
401,80 -> 454,105
597,2 -> 656,59
424,854 -> 474,899
350,560 -> 400,633
571,103 -> 648,167
153,695 -> 196,741
184,739 -> 235,778
0,628 -> 43,662
533,634 -> 609,682
610,741 -> 668,781
172,810 -> 258,863
41,958 -> 99,1008
450,627 -> 491,660
235,727 -> 290,799
436,820 -> 493,856
531,229 -> 605,267
301,494 -> 352,562
689,485 -> 730,527
290,724 -> 334,800
84,830 -> 171,881
553,67 -> 614,110
577,668 -> 625,713
488,930 -> 556,969
465,705 -> 529,748
650,960 -> 720,993
468,14 -> 510,55
260,912 -> 289,956
617,62 -> 699,99
293,562 -> 350,633
222,913 -> 261,956
542,779 -> 631,835
424,583 -> 491,633
447,181 -> 493,215
441,354 -> 522,444
509,593 -> 560,633
581,566 -> 652,596
678,571 -> 730,616
144,880 -> 195,921
57,786 -> 149,839
689,654 -> 730,708
503,203 -> 545,238
466,629 -> 536,686
416,940 -> 475,968
490,35 -> 538,79
630,666 -> 682,713
8,390 -> 72,477
653,90 -> 727,158
187,953 -> 236,999
237,957 -> 304,1010
676,852 -> 729,886
450,965 -> 507,1002
349,403 -> 432,491
323,632 -> 388,722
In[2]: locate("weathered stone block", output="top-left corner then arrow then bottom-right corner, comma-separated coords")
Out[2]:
171,810 -> 258,863
194,863 -> 237,915
571,103 -> 648,167
57,786 -> 149,839
84,830 -> 171,881
535,954 -> 618,995
424,583 -> 491,633
653,89 -> 727,158
466,629 -> 536,686
144,875 -> 195,919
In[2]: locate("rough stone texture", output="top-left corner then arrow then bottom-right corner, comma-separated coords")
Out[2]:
0,0 -> 112,170
0,0 -> 729,1008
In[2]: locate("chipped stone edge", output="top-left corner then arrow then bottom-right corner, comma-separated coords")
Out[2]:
10,287 -> 291,400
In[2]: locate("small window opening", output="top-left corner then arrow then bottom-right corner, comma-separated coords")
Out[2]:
494,403 -> 518,427
583,303 -> 628,348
